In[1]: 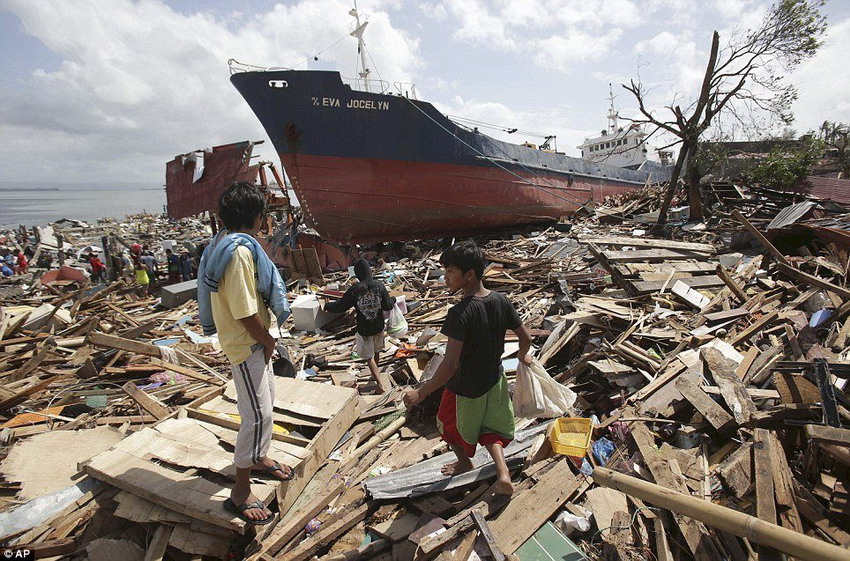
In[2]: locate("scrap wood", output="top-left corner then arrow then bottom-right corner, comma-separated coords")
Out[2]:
594,467 -> 850,561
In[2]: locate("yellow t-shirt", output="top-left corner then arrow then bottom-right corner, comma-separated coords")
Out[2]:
211,246 -> 271,365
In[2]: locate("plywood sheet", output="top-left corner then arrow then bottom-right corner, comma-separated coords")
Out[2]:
85,426 -> 275,533
1,426 -> 124,500
223,377 -> 357,420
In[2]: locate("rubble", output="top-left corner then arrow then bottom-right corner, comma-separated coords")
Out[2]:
1,182 -> 849,561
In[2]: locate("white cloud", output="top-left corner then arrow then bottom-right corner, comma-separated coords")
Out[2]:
791,17 -> 850,131
532,29 -> 624,71
0,0 -> 421,182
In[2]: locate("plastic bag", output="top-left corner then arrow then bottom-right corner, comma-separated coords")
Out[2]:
513,358 -> 576,418
387,301 -> 408,337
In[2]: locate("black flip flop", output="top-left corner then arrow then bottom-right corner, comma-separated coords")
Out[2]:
262,460 -> 294,481
223,498 -> 275,525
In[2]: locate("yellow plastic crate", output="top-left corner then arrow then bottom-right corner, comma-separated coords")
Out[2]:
548,417 -> 593,457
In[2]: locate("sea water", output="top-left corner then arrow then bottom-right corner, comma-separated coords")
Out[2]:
0,187 -> 167,229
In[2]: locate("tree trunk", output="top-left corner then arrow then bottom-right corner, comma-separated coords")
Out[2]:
651,145 -> 689,236
685,150 -> 705,221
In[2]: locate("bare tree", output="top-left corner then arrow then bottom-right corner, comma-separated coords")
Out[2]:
622,0 -> 827,232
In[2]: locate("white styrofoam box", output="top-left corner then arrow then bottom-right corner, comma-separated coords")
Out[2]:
291,294 -> 342,332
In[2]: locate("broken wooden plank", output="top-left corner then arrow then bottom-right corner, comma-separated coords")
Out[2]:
702,347 -> 756,425
89,331 -> 164,358
578,235 -> 716,254
731,210 -> 790,267
277,503 -> 370,561
776,263 -> 850,301
675,376 -> 735,433
753,429 -> 782,561
122,381 -> 169,420
594,467 -> 850,561
489,459 -> 582,555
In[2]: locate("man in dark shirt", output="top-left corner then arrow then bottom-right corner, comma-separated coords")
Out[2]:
325,258 -> 396,392
404,241 -> 532,495
166,248 -> 180,284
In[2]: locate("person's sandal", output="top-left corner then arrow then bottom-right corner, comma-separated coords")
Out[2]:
223,498 -> 275,525
261,460 -> 294,481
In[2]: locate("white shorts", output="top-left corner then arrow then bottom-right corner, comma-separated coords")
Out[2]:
355,332 -> 385,360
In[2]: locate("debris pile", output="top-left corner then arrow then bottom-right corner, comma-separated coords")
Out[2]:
1,193 -> 849,561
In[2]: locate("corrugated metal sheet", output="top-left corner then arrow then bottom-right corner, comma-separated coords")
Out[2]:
767,201 -> 819,230
797,176 -> 850,205
363,423 -> 549,500
165,141 -> 262,219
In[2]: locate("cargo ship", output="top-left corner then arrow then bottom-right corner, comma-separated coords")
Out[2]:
229,14 -> 665,244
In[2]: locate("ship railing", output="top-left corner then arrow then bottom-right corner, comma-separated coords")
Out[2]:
341,76 -> 392,95
228,59 -> 292,75
393,82 -> 418,99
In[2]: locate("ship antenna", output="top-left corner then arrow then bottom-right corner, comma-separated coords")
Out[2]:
349,1 -> 371,92
607,83 -> 618,134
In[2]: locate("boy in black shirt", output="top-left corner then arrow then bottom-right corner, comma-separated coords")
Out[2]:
325,258 -> 396,392
403,241 -> 532,495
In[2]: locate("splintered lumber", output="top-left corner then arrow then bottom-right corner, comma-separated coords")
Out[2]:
716,265 -> 750,303
753,429 -> 782,561
702,347 -> 756,425
804,424 -> 850,447
261,479 -> 345,557
765,430 -> 803,533
489,459 -> 582,554
143,524 -> 173,561
593,468 -> 850,561
731,210 -> 791,267
578,235 -> 716,254
776,263 -> 850,301
675,377 -> 735,433
89,332 -> 164,358
630,422 -> 723,559
122,381 -> 170,420
729,311 -> 779,346
277,503 -> 370,561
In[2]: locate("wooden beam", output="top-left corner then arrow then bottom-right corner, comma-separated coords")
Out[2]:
489,459 -> 583,554
122,381 -> 169,420
144,524 -> 173,561
630,421 -> 723,559
753,429 -> 782,561
776,263 -> 850,301
729,311 -> 779,346
262,479 -> 345,557
731,210 -> 790,267
89,331 -> 163,358
594,467 -> 850,561
716,265 -> 750,303
276,503 -> 370,561
578,235 -> 716,254
804,424 -> 850,448
675,377 -> 735,433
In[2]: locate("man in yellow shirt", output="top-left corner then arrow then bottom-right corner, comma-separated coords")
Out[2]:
200,182 -> 291,525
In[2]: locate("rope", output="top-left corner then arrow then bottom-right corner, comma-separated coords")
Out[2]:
401,96 -> 644,221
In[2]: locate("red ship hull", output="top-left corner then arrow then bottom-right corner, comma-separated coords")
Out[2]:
284,154 -> 641,244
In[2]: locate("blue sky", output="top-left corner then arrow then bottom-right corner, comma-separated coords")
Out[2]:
1,0 -> 848,184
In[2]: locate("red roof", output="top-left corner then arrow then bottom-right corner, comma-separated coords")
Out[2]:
796,176 -> 850,205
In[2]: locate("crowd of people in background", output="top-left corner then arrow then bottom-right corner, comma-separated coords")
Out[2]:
0,231 -> 202,295
0,246 -> 33,277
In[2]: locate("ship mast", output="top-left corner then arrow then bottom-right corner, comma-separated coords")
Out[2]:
349,1 -> 371,92
606,83 -> 618,134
